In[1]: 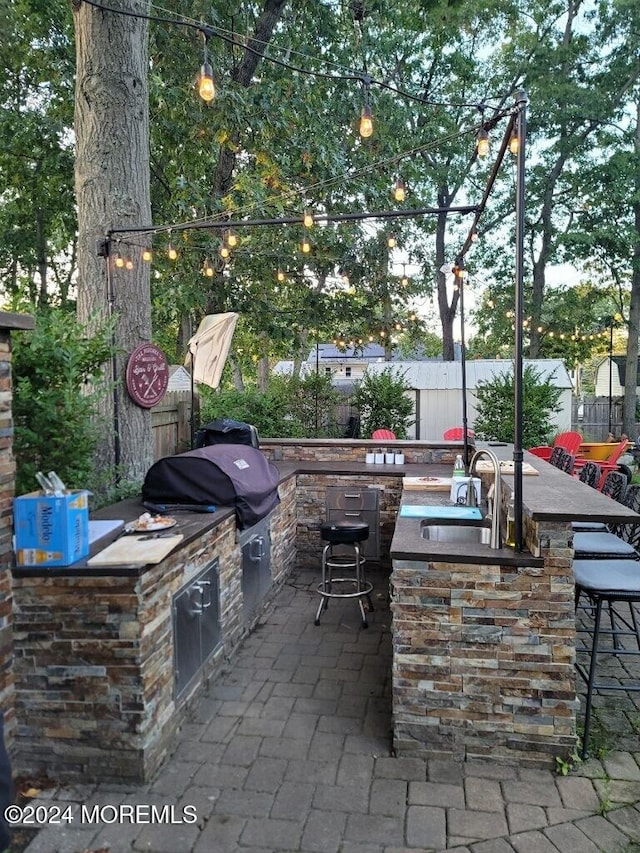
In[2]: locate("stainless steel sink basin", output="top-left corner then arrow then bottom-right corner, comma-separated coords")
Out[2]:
421,521 -> 492,545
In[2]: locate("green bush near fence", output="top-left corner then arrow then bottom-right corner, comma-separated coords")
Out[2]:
12,308 -> 114,497
198,373 -> 345,439
474,364 -> 562,447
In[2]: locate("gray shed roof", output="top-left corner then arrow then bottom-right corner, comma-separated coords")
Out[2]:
365,359 -> 573,390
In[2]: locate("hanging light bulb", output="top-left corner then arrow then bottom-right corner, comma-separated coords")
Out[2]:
167,244 -> 178,261
470,228 -> 479,242
303,209 -> 314,228
509,131 -> 519,155
393,177 -> 406,202
476,127 -> 490,157
203,258 -> 214,277
359,75 -> 373,138
301,233 -> 311,254
276,267 -> 285,282
359,104 -> 373,138
142,248 -> 153,262
225,229 -> 238,248
387,233 -> 396,249
198,33 -> 215,103
114,253 -> 125,269
220,244 -> 230,260
401,263 -> 409,287
125,258 -> 134,270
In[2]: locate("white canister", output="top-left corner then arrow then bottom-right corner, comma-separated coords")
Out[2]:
374,452 -> 385,464
450,476 -> 481,505
385,452 -> 395,464
365,452 -> 375,464
394,453 -> 405,465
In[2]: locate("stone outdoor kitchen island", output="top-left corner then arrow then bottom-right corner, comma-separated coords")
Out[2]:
389,446 -> 639,766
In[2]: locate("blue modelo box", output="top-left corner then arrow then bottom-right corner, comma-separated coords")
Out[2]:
14,490 -> 90,567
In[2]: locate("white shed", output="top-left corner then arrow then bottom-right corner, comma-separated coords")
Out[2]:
364,359 -> 573,440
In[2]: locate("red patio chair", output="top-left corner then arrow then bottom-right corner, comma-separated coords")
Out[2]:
528,445 -> 553,461
553,431 -> 583,456
443,427 -> 475,440
371,428 -> 396,440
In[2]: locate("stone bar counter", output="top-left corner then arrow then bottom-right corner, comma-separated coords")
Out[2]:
390,444 -> 639,766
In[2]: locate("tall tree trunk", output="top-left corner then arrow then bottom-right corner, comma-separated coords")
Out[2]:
623,98 -> 640,437
73,0 -> 153,483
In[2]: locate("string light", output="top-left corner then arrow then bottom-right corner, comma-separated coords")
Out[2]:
167,244 -> 178,260
203,257 -> 215,277
220,244 -> 231,259
476,127 -> 490,157
509,131 -> 519,155
225,229 -> 238,248
303,209 -> 314,228
276,267 -> 285,281
198,32 -> 215,103
142,248 -> 153,262
114,253 -> 125,268
470,228 -> 479,242
125,258 -> 134,270
387,233 -> 396,249
393,177 -> 406,202
301,233 -> 311,254
359,76 -> 373,138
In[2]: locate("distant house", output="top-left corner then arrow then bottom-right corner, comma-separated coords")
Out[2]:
272,344 -> 388,389
594,356 -> 640,398
364,359 -> 573,440
272,343 -> 440,390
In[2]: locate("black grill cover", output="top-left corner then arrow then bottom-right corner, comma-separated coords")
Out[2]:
142,445 -> 279,529
194,418 -> 259,449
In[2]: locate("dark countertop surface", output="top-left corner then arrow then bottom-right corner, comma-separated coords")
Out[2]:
13,443 -> 638,576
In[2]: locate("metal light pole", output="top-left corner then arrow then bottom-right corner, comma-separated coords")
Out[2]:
608,320 -> 614,435
513,90 -> 528,552
455,260 -> 471,471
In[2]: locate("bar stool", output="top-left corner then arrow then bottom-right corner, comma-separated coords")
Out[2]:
314,520 -> 373,628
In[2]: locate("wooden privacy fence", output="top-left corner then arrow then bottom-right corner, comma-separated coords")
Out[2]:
151,390 -> 198,460
572,395 -> 639,441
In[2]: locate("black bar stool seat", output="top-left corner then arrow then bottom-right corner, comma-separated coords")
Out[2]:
315,520 -> 373,628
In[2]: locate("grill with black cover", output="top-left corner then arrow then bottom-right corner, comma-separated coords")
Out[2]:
142,445 -> 279,529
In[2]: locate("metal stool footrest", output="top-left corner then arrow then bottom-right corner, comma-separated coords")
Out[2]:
314,541 -> 373,628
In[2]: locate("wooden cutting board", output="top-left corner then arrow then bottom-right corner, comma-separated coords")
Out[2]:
402,476 -> 452,491
88,534 -> 184,566
475,461 -> 539,475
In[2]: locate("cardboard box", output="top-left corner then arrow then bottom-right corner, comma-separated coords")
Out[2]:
14,490 -> 89,567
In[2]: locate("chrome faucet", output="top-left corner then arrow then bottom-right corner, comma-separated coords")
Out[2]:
467,448 -> 502,549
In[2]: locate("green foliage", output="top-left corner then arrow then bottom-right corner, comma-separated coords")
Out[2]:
473,364 -> 562,447
353,367 -> 414,439
198,373 -> 344,439
12,309 -> 114,496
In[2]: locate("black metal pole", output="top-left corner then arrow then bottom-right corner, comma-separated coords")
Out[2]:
513,90 -> 528,552
105,248 -> 121,476
457,265 -> 470,472
608,323 -> 613,435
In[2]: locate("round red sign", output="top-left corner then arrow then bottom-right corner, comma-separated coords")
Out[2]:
125,343 -> 169,408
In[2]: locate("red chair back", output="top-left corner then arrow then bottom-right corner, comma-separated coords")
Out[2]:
443,427 -> 475,440
371,428 -> 396,440
552,431 -> 583,455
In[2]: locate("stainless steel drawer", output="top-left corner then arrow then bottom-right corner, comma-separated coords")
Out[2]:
326,486 -> 379,512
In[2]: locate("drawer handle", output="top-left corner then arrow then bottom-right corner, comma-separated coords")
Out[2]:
344,511 -> 362,517
343,494 -> 361,499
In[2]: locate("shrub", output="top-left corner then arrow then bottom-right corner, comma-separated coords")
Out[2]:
198,373 -> 344,438
12,309 -> 113,496
473,363 -> 562,447
354,367 -> 414,439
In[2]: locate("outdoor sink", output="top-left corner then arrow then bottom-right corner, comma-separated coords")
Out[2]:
420,520 -> 492,545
